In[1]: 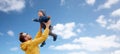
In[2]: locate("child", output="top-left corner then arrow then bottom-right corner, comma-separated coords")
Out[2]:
33,10 -> 57,47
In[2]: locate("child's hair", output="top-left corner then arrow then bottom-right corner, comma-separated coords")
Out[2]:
19,32 -> 26,42
38,10 -> 46,16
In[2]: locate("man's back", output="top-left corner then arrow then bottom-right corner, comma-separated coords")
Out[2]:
21,40 -> 40,54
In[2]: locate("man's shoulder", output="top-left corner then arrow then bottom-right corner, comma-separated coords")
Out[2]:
22,40 -> 32,44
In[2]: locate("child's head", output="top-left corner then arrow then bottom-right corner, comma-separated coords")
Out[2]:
19,32 -> 32,42
38,10 -> 46,17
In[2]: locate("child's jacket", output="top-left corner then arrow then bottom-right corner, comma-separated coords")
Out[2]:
33,16 -> 50,23
39,16 -> 50,23
20,28 -> 49,54
33,16 -> 51,29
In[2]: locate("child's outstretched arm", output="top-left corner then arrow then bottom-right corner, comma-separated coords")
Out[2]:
32,18 -> 39,22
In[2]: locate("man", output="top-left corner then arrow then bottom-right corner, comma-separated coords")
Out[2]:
19,20 -> 51,54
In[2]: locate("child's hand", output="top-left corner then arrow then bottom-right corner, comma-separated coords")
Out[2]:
47,16 -> 51,18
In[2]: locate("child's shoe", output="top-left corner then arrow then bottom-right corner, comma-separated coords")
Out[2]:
53,35 -> 57,41
40,41 -> 46,47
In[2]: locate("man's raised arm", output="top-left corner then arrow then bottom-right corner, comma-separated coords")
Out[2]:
32,20 -> 51,45
34,24 -> 43,39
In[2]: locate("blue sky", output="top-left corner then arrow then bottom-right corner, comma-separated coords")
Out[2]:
0,0 -> 120,54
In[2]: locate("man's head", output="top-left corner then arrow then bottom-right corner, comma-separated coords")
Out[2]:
38,10 -> 46,17
19,32 -> 32,42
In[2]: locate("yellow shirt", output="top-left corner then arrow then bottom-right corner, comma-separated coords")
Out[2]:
20,28 -> 49,54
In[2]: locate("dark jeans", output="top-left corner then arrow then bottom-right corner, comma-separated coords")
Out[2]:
41,24 -> 57,47
48,26 -> 57,37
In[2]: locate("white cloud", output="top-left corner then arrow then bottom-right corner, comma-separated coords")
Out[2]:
107,20 -> 120,31
0,0 -> 25,12
50,43 -> 81,50
103,8 -> 120,31
50,35 -> 120,51
111,8 -> 120,17
68,51 -> 87,54
76,29 -> 81,33
96,15 -> 107,27
86,0 -> 95,5
10,47 -> 19,51
73,35 -> 120,51
96,13 -> 120,31
53,22 -> 77,39
60,0 -> 65,6
96,16 -> 120,31
7,30 -> 14,36
97,0 -> 120,10
111,50 -> 120,54
0,32 -> 3,36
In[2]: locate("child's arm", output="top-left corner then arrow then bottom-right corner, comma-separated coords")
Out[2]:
32,18 -> 39,22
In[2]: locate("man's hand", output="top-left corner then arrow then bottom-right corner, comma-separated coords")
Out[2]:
44,20 -> 51,28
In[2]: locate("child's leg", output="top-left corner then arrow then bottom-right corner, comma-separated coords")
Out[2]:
40,41 -> 46,47
49,32 -> 57,41
42,24 -> 57,41
49,26 -> 57,41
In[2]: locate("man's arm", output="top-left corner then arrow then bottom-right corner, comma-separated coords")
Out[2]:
32,28 -> 49,45
31,20 -> 51,45
34,24 -> 42,39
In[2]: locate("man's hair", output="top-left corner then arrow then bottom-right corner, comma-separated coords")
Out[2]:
19,32 -> 26,42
